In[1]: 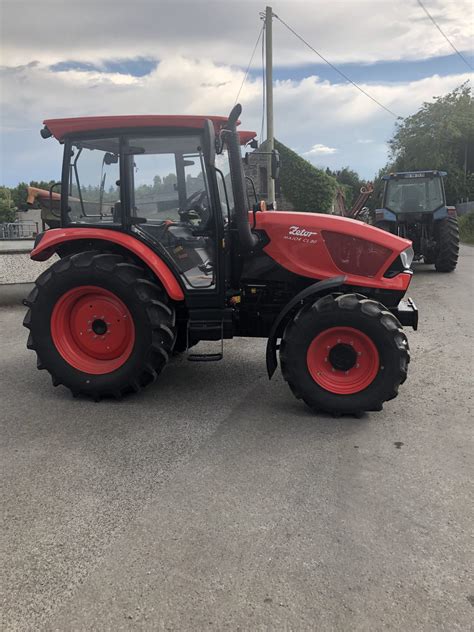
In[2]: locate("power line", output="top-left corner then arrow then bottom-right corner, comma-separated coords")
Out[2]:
273,13 -> 401,119
416,0 -> 473,71
234,23 -> 265,106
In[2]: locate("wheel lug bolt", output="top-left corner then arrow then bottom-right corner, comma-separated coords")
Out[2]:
357,351 -> 362,356
356,363 -> 360,368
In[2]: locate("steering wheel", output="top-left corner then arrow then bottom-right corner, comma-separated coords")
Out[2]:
179,190 -> 210,227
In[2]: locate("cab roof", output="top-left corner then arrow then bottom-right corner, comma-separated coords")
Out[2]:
382,170 -> 447,180
42,115 -> 257,145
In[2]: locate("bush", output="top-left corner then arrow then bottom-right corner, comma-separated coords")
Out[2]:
0,186 -> 16,223
459,210 -> 474,244
275,140 -> 337,213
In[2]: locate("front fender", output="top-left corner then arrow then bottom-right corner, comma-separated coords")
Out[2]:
30,228 -> 185,301
266,275 -> 346,378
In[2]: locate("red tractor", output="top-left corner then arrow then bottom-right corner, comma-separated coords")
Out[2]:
24,105 -> 417,415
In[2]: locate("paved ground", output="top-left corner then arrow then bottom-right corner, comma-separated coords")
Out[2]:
1,246 -> 473,631
0,240 -> 34,254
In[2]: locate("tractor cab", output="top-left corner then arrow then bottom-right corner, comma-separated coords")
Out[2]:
381,171 -> 447,219
39,114 -> 257,297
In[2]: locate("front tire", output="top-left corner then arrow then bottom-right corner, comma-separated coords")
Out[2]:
280,294 -> 410,415
435,216 -> 459,272
23,251 -> 176,399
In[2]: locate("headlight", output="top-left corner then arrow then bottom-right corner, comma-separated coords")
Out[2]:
400,246 -> 414,269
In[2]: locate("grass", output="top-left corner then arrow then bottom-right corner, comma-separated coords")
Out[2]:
459,210 -> 474,244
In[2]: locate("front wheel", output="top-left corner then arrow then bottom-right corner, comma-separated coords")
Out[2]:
23,251 -> 176,399
280,294 -> 410,415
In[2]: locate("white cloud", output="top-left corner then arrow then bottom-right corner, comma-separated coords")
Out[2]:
305,144 -> 338,155
0,0 -> 472,67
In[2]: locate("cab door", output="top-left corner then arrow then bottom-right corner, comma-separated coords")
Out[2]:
123,133 -> 225,306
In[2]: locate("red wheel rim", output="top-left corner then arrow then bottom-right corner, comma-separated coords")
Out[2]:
51,285 -> 135,375
306,326 -> 379,395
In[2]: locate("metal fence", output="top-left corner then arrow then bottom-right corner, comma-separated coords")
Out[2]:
0,222 -> 40,240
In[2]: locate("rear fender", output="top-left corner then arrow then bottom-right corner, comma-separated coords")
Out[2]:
266,276 -> 346,378
433,206 -> 457,220
30,228 -> 185,301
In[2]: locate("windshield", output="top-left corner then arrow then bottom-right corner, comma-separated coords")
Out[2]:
385,177 -> 444,214
127,135 -> 209,223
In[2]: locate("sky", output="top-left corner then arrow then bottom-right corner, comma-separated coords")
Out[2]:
0,0 -> 472,186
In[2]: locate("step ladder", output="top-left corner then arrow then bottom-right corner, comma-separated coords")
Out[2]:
187,319 -> 224,362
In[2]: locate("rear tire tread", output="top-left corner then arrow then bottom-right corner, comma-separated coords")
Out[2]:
435,216 -> 459,272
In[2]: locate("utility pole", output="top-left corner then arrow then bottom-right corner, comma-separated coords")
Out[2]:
265,5 -> 275,206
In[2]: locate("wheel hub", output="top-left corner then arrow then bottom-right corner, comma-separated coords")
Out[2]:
328,343 -> 357,372
92,318 -> 108,336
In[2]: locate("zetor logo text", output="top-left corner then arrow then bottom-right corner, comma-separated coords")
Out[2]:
284,225 -> 318,243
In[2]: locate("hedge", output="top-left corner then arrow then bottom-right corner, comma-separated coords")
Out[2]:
275,140 -> 337,213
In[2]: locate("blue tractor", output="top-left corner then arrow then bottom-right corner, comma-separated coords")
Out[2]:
375,171 -> 459,272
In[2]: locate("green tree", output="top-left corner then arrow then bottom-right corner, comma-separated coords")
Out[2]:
275,140 -> 337,212
388,83 -> 474,204
0,186 -> 16,222
327,167 -> 364,207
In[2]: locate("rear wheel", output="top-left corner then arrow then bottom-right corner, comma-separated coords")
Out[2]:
435,216 -> 459,272
280,293 -> 410,415
23,251 -> 176,399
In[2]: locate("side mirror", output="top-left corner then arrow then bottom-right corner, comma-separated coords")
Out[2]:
104,152 -> 118,165
271,149 -> 280,180
203,119 -> 215,166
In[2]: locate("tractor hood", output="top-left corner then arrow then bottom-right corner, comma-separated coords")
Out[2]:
255,211 -> 413,291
